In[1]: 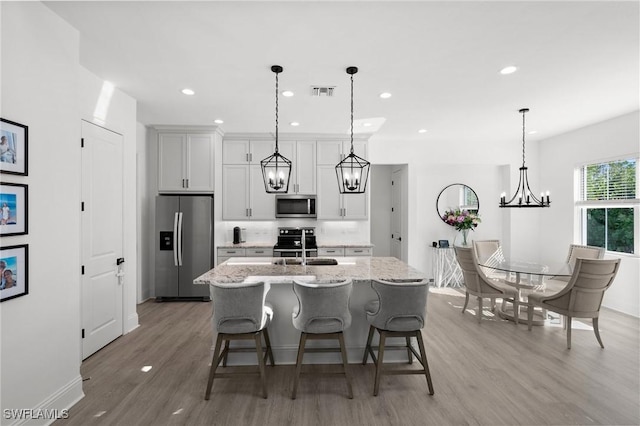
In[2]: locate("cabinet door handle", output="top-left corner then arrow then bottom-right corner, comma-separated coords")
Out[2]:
186,178 -> 189,188
327,250 -> 336,253
354,250 -> 363,253
255,250 -> 264,254
249,153 -> 252,162
182,178 -> 185,188
249,208 -> 252,217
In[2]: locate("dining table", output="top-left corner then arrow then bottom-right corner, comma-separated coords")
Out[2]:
477,258 -> 573,325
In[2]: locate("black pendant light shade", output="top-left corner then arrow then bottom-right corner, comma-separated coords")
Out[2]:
499,108 -> 550,208
336,66 -> 370,194
261,65 -> 292,193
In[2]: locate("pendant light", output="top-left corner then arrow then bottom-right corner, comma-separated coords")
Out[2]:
261,65 -> 292,193
335,66 -> 370,194
499,108 -> 550,208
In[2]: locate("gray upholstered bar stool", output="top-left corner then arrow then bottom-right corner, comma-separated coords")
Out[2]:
362,278 -> 434,396
204,281 -> 275,400
291,278 -> 353,400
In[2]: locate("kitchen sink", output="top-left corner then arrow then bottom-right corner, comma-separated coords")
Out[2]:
275,258 -> 338,266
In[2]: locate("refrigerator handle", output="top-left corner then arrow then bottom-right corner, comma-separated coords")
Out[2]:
173,212 -> 179,266
177,211 -> 184,266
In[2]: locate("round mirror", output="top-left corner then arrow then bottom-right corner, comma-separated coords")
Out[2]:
436,183 -> 480,224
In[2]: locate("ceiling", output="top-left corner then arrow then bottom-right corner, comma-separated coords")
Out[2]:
45,1 -> 639,147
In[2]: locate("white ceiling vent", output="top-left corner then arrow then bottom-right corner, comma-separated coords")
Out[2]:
311,86 -> 335,97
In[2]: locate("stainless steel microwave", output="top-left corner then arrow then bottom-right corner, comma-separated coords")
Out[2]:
275,195 -> 317,218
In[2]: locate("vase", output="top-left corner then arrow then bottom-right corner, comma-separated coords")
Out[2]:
459,229 -> 469,246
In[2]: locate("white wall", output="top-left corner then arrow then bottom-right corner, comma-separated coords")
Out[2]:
79,68 -> 138,332
538,111 -> 640,316
136,123 -> 152,302
370,165 -> 392,256
0,2 -> 84,422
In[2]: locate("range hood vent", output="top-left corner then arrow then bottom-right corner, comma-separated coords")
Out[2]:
311,86 -> 335,97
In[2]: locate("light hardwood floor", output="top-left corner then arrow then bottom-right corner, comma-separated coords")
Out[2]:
55,287 -> 640,426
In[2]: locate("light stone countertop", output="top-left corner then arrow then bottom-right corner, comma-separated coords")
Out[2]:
218,242 -> 274,249
194,256 -> 426,284
217,243 -> 374,249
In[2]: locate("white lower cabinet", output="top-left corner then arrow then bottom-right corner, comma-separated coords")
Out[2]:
318,246 -> 371,257
318,247 -> 345,257
216,247 -> 274,265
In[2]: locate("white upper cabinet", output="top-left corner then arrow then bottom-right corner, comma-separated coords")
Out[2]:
317,140 -> 367,165
158,132 -> 215,193
222,140 -> 274,164
222,139 -> 276,220
317,165 -> 368,220
279,140 -> 316,194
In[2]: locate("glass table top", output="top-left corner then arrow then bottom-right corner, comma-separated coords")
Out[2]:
478,259 -> 573,277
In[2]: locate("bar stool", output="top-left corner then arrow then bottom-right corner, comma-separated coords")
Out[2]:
204,281 -> 275,400
362,278 -> 434,396
291,278 -> 353,400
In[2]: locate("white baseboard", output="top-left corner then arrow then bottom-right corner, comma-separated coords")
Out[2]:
4,375 -> 84,426
125,312 -> 139,334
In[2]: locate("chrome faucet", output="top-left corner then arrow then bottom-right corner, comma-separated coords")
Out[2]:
301,228 -> 307,266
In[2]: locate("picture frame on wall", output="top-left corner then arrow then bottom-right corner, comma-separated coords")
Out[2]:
0,182 -> 28,236
0,118 -> 28,176
0,244 -> 28,303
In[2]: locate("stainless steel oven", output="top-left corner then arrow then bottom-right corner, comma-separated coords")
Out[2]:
273,227 -> 318,257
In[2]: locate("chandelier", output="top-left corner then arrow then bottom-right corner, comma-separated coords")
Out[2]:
500,108 -> 550,208
261,65 -> 292,193
335,66 -> 370,194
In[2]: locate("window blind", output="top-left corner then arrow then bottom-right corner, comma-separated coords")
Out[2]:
580,159 -> 637,201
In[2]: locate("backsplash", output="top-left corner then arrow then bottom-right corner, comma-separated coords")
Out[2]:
219,220 -> 370,245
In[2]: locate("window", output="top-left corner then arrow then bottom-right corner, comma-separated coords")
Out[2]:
577,158 -> 639,254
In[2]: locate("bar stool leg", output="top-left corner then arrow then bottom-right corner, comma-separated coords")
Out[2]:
373,331 -> 386,396
415,331 -> 434,395
263,328 -> 275,366
362,325 -> 375,364
254,333 -> 268,399
337,332 -> 353,399
291,333 -> 307,399
222,339 -> 230,367
405,336 -> 413,364
205,333 -> 224,400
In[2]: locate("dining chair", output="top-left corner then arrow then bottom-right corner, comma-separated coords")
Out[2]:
550,244 -> 606,283
362,278 -> 434,396
291,278 -> 353,400
473,240 -> 505,265
527,258 -> 620,349
204,281 -> 275,400
454,246 -> 519,323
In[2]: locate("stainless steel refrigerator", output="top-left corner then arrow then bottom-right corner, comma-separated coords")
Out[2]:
155,195 -> 212,301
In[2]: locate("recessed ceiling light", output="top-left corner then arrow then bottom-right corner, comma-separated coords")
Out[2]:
282,90 -> 294,97
499,66 -> 518,75
418,129 -> 428,134
181,88 -> 195,95
214,119 -> 224,124
379,92 -> 392,99
363,122 -> 372,127
290,122 -> 300,127
528,130 -> 537,135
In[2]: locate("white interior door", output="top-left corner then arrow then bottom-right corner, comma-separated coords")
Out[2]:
81,121 -> 124,359
391,169 -> 403,260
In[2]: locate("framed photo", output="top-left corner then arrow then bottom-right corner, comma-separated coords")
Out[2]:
438,239 -> 450,248
0,118 -> 28,176
0,244 -> 28,303
0,182 -> 28,236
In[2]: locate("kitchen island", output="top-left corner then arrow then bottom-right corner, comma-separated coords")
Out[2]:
194,257 -> 427,365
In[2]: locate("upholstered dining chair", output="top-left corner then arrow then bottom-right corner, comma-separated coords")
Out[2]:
362,278 -> 434,396
551,244 -> 606,283
454,246 -> 519,323
527,258 -> 620,349
291,278 -> 353,400
473,240 -> 505,265
205,281 -> 275,400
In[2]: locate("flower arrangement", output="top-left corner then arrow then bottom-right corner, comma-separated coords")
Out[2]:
442,209 -> 481,231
